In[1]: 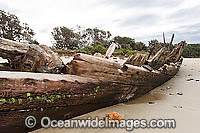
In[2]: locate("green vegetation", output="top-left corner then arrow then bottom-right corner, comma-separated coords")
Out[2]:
94,86 -> 100,93
182,44 -> 200,58
0,98 -> 6,103
26,92 -> 31,97
27,97 -> 33,101
56,95 -> 61,98
0,10 -> 39,44
82,45 -> 106,54
18,98 -> 23,102
35,96 -> 41,100
53,45 -> 144,57
66,95 -> 72,98
51,25 -> 147,51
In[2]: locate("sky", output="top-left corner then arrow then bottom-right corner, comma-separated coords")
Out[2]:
1,0 -> 200,46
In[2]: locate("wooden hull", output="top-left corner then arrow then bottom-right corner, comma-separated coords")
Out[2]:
0,38 -> 185,132
0,59 -> 180,132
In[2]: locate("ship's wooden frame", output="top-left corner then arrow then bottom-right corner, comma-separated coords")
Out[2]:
0,36 -> 186,132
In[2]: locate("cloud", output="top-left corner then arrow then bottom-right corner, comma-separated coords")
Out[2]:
99,0 -> 183,8
1,0 -> 200,45
166,23 -> 200,43
119,14 -> 160,27
169,5 -> 200,22
0,1 -> 10,13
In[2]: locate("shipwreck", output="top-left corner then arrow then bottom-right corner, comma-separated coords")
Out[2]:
0,34 -> 186,132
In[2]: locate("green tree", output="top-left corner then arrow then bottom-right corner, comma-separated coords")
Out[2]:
182,44 -> 200,58
21,23 -> 36,43
148,39 -> 159,45
51,26 -> 81,49
92,28 -> 111,47
80,27 -> 111,48
134,42 -> 147,51
114,36 -> 135,49
0,10 -> 36,43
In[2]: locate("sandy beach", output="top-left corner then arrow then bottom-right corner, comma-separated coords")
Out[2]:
31,58 -> 200,133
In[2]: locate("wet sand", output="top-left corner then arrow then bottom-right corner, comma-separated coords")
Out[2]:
34,58 -> 200,133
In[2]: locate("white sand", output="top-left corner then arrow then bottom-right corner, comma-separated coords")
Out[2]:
33,58 -> 200,133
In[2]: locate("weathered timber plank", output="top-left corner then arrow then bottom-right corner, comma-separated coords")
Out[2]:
0,38 -> 29,60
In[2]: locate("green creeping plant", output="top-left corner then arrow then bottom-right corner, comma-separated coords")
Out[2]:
42,96 -> 47,100
66,95 -> 71,98
26,93 -> 31,97
94,86 -> 100,93
8,98 -> 16,102
49,95 -> 55,99
46,99 -> 52,103
18,98 -> 23,102
56,95 -> 61,98
0,98 -> 6,103
35,96 -> 41,100
27,97 -> 33,101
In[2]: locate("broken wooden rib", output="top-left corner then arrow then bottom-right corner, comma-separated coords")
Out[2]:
105,42 -> 116,58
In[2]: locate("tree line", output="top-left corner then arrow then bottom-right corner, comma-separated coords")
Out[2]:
1,10 -> 200,57
51,26 -> 147,51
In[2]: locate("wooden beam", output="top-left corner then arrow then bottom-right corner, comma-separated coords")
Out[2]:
105,42 -> 116,58
163,32 -> 166,47
169,34 -> 174,50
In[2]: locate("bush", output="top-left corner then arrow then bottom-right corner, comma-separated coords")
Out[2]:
82,45 -> 106,54
182,44 -> 200,58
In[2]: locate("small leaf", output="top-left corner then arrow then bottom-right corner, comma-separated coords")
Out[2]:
66,95 -> 71,98
46,99 -> 51,103
35,96 -> 41,100
27,97 -> 33,100
42,96 -> 47,100
56,95 -> 61,98
0,98 -> 6,103
11,98 -> 16,102
18,98 -> 23,102
49,95 -> 55,99
26,93 -> 31,97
